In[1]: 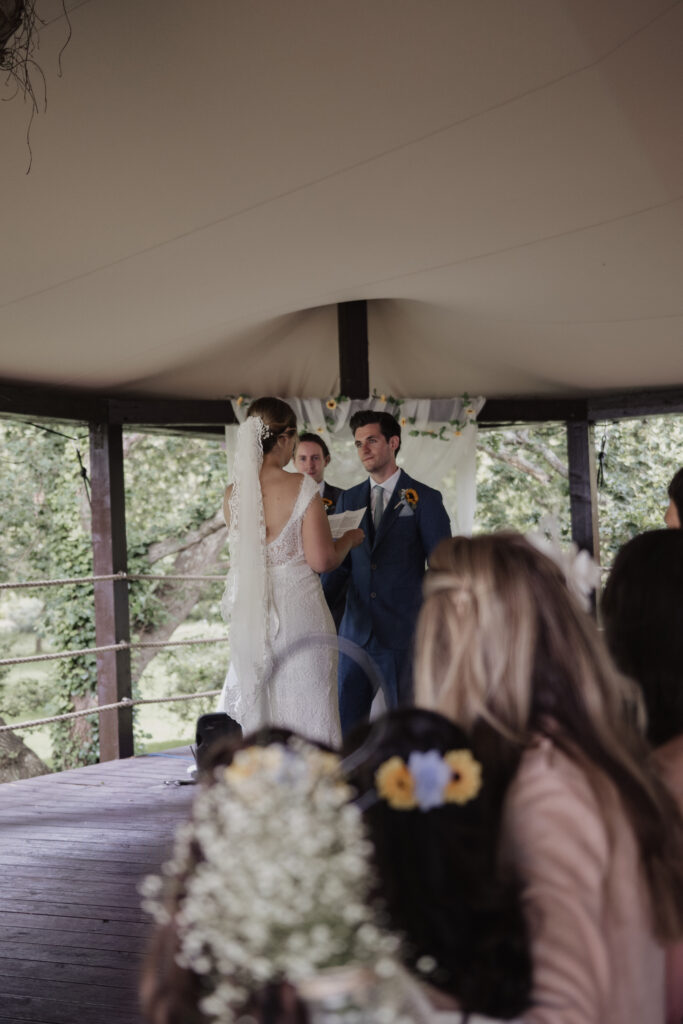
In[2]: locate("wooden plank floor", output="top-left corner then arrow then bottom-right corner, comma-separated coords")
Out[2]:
0,749 -> 196,1024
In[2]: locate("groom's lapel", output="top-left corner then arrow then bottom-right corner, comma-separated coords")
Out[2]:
372,471 -> 406,550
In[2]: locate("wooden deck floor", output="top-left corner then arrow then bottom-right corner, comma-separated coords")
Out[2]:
0,749 -> 196,1024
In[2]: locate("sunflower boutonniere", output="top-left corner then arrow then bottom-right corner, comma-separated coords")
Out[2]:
394,487 -> 419,511
322,497 -> 333,509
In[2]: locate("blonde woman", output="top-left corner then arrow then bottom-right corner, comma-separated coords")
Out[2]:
414,533 -> 683,1024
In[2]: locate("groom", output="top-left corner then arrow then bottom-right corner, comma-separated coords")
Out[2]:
322,410 -> 451,735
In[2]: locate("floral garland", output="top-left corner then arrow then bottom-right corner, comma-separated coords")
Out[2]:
141,740 -> 401,1023
229,392 -> 479,441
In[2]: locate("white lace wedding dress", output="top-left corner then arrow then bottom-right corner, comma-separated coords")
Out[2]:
218,474 -> 341,747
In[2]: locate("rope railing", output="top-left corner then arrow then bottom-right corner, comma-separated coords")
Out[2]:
0,688 -> 222,733
0,634 -> 230,668
0,569 -> 229,738
0,571 -> 226,590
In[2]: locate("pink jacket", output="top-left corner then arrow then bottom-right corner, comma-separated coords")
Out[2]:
500,738 -> 665,1024
656,734 -> 683,1024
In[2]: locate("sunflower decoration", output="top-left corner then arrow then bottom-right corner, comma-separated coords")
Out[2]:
374,749 -> 482,811
326,398 -> 337,410
444,749 -> 482,805
375,756 -> 417,810
322,497 -> 333,509
403,488 -> 418,508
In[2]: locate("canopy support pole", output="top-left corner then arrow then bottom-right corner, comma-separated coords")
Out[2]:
566,420 -> 600,561
337,300 -> 369,398
89,423 -> 133,761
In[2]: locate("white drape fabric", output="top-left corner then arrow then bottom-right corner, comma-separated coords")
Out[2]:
220,416 -> 271,725
227,395 -> 484,535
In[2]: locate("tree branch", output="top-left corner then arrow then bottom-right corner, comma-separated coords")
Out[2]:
132,520 -> 228,682
147,510 -> 226,564
508,430 -> 568,479
479,443 -> 550,484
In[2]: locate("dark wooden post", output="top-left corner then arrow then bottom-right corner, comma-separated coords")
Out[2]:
337,300 -> 369,398
89,423 -> 133,761
566,420 -> 600,560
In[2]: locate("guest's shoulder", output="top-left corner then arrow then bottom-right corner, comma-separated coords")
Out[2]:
655,734 -> 683,808
502,737 -> 611,877
506,737 -> 608,828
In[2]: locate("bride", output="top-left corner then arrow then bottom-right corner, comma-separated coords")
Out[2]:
218,397 -> 364,745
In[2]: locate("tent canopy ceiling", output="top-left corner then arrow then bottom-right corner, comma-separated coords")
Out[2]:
2,0 -> 681,402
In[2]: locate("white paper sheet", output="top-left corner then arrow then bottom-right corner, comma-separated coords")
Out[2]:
327,508 -> 366,539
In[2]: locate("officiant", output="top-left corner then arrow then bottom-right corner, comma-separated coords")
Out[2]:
296,432 -> 347,627
295,432 -> 344,512
322,410 -> 451,735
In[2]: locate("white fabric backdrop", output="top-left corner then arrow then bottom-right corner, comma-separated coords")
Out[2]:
226,395 -> 484,535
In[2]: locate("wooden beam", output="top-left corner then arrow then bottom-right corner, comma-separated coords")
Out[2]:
566,421 -> 600,560
587,387 -> 683,420
337,301 -> 369,399
3,377 -> 683,427
479,398 -> 589,424
107,398 -> 236,426
89,423 -> 133,762
0,380 -> 105,423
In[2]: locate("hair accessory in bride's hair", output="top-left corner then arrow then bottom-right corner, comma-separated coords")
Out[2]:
374,748 -> 482,812
247,413 -> 271,440
140,738 -> 400,1024
525,515 -> 601,612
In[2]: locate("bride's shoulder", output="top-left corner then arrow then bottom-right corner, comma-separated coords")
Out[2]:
275,470 -> 307,494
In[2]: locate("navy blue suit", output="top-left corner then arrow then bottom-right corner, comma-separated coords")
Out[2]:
322,468 -> 451,735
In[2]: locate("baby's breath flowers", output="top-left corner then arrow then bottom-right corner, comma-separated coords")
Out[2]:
141,740 -> 399,1024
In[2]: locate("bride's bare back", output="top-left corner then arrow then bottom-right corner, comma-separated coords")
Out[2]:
223,462 -> 363,574
223,466 -> 304,543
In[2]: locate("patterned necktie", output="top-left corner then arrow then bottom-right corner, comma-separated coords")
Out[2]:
373,484 -> 385,532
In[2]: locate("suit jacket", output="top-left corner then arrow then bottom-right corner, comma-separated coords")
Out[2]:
322,481 -> 343,514
321,469 -> 451,651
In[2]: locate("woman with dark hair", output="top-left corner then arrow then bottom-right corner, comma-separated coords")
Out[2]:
602,528 -> 683,748
414,533 -> 683,1024
217,397 -> 363,744
343,707 -> 531,1022
602,528 -> 683,1022
140,726 -> 396,1024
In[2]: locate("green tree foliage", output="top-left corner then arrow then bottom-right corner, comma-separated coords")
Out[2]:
0,422 -> 227,771
475,416 -> 683,567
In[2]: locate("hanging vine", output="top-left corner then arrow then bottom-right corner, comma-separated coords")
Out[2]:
1,0 -> 71,172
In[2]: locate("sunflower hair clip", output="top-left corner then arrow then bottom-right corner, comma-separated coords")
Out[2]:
374,749 -> 482,811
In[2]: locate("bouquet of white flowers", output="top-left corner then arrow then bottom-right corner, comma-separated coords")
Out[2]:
141,739 -> 401,1024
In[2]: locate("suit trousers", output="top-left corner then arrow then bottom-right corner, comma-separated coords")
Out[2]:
338,638 -> 412,737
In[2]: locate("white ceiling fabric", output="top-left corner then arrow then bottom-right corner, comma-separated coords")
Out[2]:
1,0 -> 681,400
